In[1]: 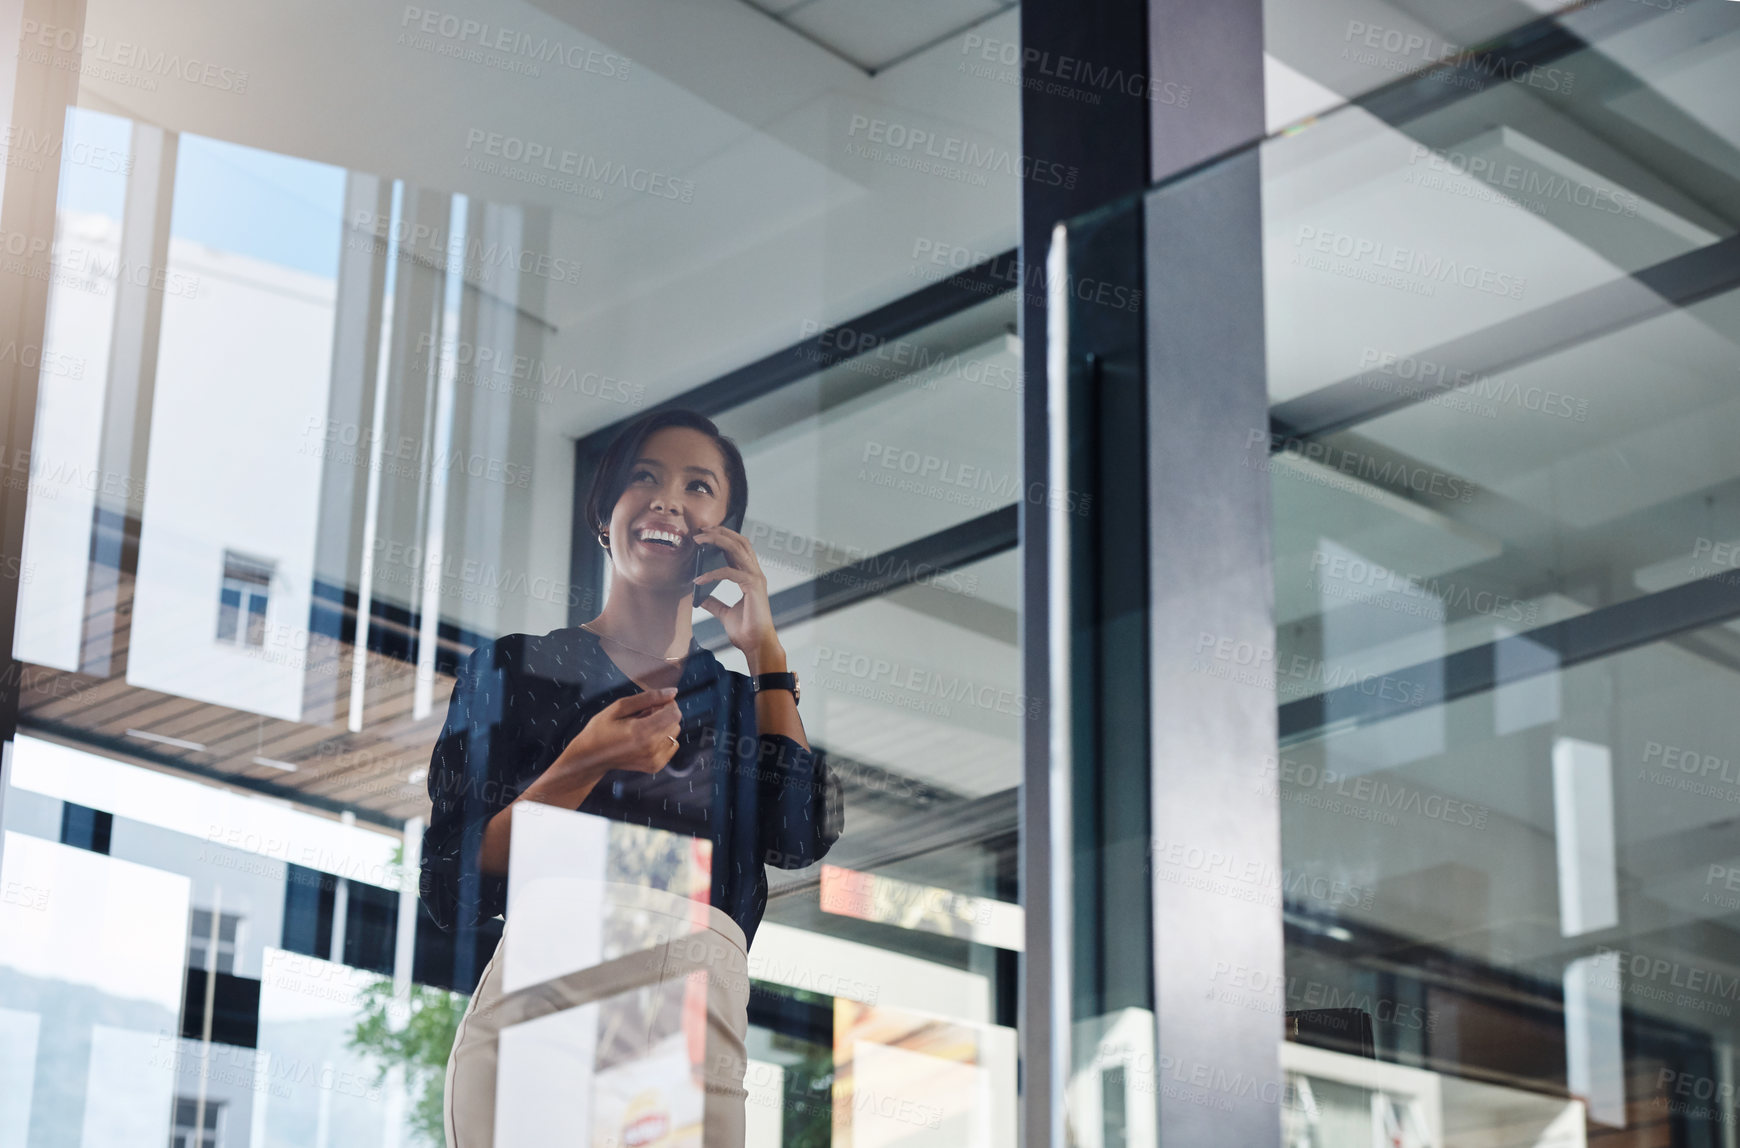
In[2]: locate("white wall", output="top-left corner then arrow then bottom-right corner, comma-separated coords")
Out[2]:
128,238 -> 336,721
13,213 -> 121,671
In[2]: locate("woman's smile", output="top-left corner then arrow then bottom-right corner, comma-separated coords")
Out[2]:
632,524 -> 689,557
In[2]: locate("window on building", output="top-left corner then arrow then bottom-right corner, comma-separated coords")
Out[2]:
216,551 -> 273,648
58,802 -> 112,853
280,863 -> 337,959
341,878 -> 399,976
187,908 -> 242,974
171,1097 -> 223,1148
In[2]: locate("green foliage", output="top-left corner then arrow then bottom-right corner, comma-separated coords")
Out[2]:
345,845 -> 467,1147
775,1041 -> 835,1148
347,976 -> 468,1148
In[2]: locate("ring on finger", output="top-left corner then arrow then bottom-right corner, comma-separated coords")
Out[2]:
667,734 -> 680,748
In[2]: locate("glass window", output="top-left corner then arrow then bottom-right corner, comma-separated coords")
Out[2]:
171,1096 -> 223,1148
187,908 -> 242,974
1255,5 -> 1740,1145
216,551 -> 273,648
0,2 -> 1024,1144
1050,3 -> 1740,1142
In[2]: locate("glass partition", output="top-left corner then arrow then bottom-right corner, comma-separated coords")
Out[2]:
0,2 -> 1025,1144
1262,1 -> 1740,1142
1058,0 -> 1740,1143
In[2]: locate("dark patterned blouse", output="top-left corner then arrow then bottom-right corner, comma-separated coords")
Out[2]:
419,627 -> 841,947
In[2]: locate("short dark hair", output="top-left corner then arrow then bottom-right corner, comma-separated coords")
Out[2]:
584,409 -> 748,540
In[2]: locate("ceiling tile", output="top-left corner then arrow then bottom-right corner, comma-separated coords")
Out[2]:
785,0 -> 1002,72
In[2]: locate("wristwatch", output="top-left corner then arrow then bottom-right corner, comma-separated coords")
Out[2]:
751,672 -> 800,703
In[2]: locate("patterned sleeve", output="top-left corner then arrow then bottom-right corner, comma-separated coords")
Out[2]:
419,638 -> 514,932
757,730 -> 843,871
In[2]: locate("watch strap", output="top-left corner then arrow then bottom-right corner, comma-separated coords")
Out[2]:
751,672 -> 800,702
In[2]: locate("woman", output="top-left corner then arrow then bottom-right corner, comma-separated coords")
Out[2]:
419,408 -> 841,1147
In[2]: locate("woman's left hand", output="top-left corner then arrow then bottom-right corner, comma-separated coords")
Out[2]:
692,525 -> 784,670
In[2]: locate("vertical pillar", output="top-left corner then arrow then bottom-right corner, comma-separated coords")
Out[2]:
307,172 -> 391,725
1019,2 -> 1149,1143
346,186 -> 446,732
1143,4 -> 1275,1144
81,124 -> 176,677
1022,0 -> 1271,1143
1142,145 -> 1279,1147
0,0 -> 88,872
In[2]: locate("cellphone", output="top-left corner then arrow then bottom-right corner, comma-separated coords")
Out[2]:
693,543 -> 729,607
692,512 -> 744,607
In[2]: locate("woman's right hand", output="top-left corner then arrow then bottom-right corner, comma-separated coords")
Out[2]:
552,687 -> 682,782
482,688 -> 683,876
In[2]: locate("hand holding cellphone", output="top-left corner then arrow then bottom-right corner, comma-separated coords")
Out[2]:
693,541 -> 729,607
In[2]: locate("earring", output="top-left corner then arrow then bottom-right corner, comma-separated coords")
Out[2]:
598,528 -> 610,549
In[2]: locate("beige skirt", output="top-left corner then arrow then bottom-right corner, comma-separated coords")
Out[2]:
443,893 -> 751,1148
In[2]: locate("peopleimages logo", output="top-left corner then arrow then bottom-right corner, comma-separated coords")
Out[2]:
845,115 -> 1077,189
796,319 -> 1021,393
20,21 -> 250,93
1258,753 -> 1490,831
1352,346 -> 1589,423
811,643 -> 1041,720
1592,945 -> 1740,1016
399,7 -> 631,78
411,333 -> 643,407
0,127 -> 132,175
461,129 -> 695,203
860,439 -> 1092,515
1293,225 -> 1526,300
1250,429 -> 1478,504
1405,145 -> 1638,218
1207,962 -> 1438,1032
301,417 -> 533,489
351,209 -> 582,287
908,237 -> 1141,315
1309,549 -> 1539,625
1341,20 -> 1574,94
958,35 -> 1191,108
745,518 -> 982,597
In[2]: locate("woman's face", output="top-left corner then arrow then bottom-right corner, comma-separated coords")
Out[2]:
605,426 -> 732,591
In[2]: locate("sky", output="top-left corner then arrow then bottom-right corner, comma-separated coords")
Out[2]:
57,106 -> 348,281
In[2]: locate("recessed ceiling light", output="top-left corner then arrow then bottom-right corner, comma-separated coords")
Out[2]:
125,729 -> 206,752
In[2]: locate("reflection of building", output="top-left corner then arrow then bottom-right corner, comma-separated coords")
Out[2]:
2,92 -> 1028,1148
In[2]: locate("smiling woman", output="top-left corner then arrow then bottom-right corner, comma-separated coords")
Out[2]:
421,409 -> 838,1148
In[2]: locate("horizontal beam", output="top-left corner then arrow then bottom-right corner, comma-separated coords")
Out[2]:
766,784 -> 1018,903
1353,1 -> 1659,130
16,720 -> 405,831
1279,569 -> 1740,743
579,250 -> 1020,440
1270,234 -> 1740,446
696,504 -> 1019,648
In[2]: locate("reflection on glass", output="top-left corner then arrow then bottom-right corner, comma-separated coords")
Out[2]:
1257,4 -> 1740,1146
833,999 -> 1017,1146
0,0 -> 1034,1138
420,411 -> 840,1146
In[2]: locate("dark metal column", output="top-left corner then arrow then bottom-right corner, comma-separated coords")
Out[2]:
1139,5 -> 1277,1143
1023,0 -> 1272,1142
1143,147 -> 1280,1148
1019,0 -> 1153,1141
